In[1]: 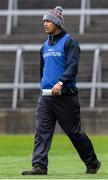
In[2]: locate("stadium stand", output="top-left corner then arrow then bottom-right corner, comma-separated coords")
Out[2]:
0,0 -> 108,133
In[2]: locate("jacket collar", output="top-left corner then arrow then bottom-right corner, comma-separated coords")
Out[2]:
48,30 -> 66,45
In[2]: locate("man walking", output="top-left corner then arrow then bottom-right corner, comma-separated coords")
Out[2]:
22,6 -> 101,175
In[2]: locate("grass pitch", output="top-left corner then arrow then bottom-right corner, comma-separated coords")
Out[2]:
0,134 -> 108,179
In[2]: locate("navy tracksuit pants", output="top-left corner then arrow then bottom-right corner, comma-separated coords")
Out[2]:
32,94 -> 98,169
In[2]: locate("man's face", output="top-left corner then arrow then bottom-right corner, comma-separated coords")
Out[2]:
43,20 -> 59,35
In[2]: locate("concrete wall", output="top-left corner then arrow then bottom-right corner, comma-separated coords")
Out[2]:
0,108 -> 108,134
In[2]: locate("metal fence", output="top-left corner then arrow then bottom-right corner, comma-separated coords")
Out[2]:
0,0 -> 108,35
0,44 -> 108,109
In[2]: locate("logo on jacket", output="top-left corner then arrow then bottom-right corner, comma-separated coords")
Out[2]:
43,49 -> 62,58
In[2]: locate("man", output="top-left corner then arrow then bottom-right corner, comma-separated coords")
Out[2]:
22,6 -> 101,175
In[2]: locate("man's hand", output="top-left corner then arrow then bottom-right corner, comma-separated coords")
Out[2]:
51,82 -> 63,95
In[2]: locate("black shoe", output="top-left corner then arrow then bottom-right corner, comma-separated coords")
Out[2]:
22,166 -> 47,175
86,161 -> 101,174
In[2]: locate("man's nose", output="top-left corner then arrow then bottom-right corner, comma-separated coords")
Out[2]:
44,21 -> 46,26
44,21 -> 48,26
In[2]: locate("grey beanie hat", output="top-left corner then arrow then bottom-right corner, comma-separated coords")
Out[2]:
43,6 -> 64,28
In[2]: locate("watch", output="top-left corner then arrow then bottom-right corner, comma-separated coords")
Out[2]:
58,81 -> 63,86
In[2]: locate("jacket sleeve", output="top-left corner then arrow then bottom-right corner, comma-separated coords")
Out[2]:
40,46 -> 44,80
59,37 -> 81,86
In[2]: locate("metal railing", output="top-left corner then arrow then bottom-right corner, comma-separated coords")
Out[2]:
0,44 -> 108,109
6,0 -> 18,35
0,0 -> 108,35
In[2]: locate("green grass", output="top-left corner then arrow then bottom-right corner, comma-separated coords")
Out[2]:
0,134 -> 108,179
